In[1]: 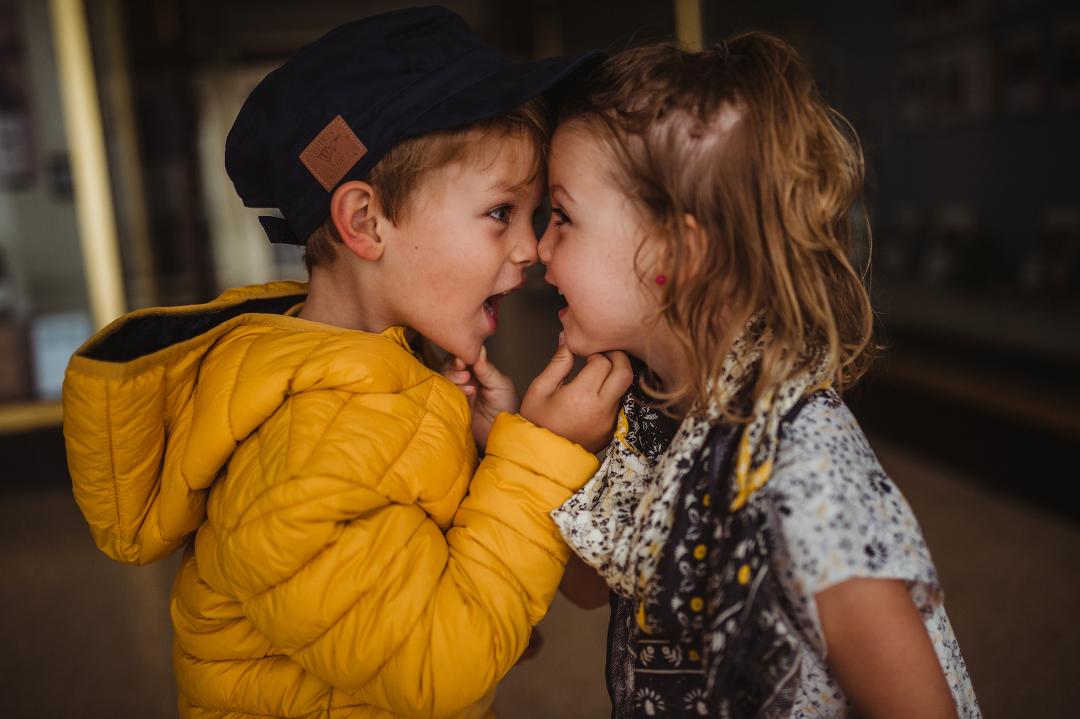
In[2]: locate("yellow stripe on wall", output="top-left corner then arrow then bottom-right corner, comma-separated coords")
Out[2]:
675,0 -> 704,51
0,401 -> 63,434
49,0 -> 126,330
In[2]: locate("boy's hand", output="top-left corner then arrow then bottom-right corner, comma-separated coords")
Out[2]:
559,554 -> 611,609
441,346 -> 519,452
520,333 -> 632,453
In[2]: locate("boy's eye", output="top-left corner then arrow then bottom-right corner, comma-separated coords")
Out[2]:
487,205 -> 514,224
552,207 -> 570,226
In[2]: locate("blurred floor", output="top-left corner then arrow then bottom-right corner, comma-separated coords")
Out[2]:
1,433 -> 1078,717
0,487 -> 179,717
869,438 -> 1080,718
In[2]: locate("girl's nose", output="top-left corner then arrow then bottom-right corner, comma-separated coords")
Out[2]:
537,221 -> 555,265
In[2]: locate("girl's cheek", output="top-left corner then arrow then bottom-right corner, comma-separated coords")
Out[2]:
568,247 -> 600,282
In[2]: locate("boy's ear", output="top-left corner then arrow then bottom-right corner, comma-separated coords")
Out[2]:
330,180 -> 384,261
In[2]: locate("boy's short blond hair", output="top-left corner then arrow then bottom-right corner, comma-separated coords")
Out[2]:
304,98 -> 550,271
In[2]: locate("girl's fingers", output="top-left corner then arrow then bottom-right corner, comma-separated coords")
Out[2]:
452,356 -> 466,371
574,352 -> 615,391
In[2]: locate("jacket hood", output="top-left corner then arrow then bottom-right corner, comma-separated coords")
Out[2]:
63,281 -> 417,565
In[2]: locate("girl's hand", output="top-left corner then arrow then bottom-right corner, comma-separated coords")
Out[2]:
520,333 -> 633,453
816,578 -> 958,719
442,346 -> 519,452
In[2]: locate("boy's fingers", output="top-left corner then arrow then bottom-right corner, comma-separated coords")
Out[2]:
574,352 -> 614,391
532,332 -> 575,394
440,355 -> 464,372
443,370 -> 471,385
600,351 -> 633,402
472,346 -> 511,389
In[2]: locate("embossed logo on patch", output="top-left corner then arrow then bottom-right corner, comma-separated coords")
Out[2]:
299,115 -> 367,192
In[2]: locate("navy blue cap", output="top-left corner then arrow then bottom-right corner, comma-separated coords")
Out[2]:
224,6 -> 602,246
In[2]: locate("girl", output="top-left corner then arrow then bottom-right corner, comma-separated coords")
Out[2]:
542,34 -> 979,718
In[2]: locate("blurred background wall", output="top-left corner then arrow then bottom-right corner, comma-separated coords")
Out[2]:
0,0 -> 1077,717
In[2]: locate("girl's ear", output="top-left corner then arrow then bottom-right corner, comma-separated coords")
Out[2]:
680,213 -> 737,305
681,213 -> 709,270
330,180 -> 384,261
651,214 -> 707,283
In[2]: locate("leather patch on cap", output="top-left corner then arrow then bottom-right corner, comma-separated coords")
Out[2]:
299,115 -> 367,191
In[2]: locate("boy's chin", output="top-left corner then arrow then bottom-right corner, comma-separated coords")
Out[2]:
437,334 -> 483,365
459,344 -> 483,365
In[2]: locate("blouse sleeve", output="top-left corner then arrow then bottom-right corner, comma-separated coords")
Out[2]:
761,392 -> 942,657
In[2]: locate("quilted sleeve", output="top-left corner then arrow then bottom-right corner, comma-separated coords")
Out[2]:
197,393 -> 599,718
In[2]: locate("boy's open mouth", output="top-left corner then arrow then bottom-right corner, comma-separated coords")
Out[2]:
483,284 -> 522,330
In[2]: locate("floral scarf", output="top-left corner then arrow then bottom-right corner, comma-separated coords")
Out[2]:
552,313 -> 830,606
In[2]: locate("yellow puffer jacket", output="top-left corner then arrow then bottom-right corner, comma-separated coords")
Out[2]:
62,282 -> 600,718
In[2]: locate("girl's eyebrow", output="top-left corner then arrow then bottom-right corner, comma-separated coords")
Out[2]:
551,184 -> 575,205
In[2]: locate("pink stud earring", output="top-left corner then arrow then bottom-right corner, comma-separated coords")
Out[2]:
655,274 -> 667,286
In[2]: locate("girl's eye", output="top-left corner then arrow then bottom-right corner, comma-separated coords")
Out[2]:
487,205 -> 514,224
552,207 -> 570,226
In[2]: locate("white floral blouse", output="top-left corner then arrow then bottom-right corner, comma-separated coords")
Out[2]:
556,388 -> 980,718
755,391 -> 979,717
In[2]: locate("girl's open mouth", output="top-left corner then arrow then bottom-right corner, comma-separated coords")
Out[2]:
554,287 -> 569,319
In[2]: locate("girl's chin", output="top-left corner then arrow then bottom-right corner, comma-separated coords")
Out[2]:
561,326 -> 590,357
562,323 -> 616,359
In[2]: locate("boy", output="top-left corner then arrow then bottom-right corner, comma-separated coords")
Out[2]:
62,8 -> 629,718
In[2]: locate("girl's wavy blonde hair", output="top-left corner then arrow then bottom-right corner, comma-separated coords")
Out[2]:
561,34 -> 875,418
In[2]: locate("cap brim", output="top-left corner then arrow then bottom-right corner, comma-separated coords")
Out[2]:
403,49 -> 604,137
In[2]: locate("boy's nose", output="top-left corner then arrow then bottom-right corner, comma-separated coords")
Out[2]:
511,223 -> 540,267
